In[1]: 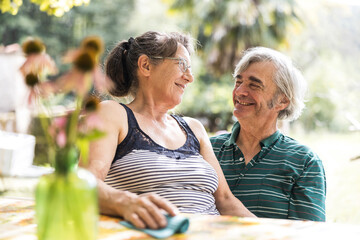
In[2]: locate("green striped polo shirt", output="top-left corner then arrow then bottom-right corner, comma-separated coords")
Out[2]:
210,122 -> 326,221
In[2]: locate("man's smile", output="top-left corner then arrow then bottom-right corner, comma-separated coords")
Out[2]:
235,100 -> 254,106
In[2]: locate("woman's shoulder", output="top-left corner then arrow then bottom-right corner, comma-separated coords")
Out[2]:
98,100 -> 128,126
99,99 -> 122,109
182,116 -> 203,129
182,116 -> 207,140
99,100 -> 126,114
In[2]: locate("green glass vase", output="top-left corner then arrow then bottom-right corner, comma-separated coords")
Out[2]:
35,146 -> 98,240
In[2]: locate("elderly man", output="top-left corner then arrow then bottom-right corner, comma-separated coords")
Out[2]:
210,47 -> 326,221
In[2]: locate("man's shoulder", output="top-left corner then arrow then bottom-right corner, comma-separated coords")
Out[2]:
210,131 -> 231,145
276,133 -> 319,160
210,132 -> 233,158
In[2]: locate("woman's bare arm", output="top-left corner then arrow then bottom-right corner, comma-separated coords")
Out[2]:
80,101 -> 178,229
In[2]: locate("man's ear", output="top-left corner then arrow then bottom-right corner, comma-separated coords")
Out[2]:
138,55 -> 151,77
278,95 -> 290,111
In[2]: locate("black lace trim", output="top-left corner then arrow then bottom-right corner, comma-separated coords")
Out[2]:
112,104 -> 200,164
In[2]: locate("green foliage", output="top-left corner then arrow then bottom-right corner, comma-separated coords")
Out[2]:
300,94 -> 336,131
169,0 -> 360,133
3,0 -> 359,134
1,0 -> 135,68
177,72 -> 235,132
166,0 -> 300,75
298,51 -> 360,132
287,2 -> 360,132
165,0 -> 301,132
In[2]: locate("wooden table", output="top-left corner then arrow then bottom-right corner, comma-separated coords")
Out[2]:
1,197 -> 359,240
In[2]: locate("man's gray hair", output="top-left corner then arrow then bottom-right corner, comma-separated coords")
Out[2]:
233,47 -> 307,121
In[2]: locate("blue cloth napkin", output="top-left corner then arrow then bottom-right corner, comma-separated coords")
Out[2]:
120,214 -> 190,239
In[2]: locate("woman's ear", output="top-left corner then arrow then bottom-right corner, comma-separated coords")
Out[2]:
138,55 -> 151,77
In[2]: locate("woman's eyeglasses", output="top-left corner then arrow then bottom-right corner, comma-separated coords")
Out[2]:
150,56 -> 191,73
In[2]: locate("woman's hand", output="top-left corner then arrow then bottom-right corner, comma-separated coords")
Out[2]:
84,101 -> 179,229
118,192 -> 179,229
95,178 -> 179,230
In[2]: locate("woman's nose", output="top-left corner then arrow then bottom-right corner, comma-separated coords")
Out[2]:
183,71 -> 194,83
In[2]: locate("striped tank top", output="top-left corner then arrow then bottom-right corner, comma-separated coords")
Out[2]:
105,104 -> 220,215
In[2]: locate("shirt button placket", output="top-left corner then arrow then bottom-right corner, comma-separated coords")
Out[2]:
236,157 -> 245,185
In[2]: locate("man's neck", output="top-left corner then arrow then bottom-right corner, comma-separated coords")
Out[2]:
236,119 -> 278,164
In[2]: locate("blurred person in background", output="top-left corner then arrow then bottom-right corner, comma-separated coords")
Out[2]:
83,31 -> 255,230
210,47 -> 326,221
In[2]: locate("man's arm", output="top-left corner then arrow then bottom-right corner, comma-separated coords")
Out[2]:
288,155 -> 326,221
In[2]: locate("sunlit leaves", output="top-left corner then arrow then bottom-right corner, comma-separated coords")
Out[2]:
0,0 -> 90,16
30,0 -> 90,16
0,0 -> 23,15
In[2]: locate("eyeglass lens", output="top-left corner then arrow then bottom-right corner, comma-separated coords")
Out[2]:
179,58 -> 190,73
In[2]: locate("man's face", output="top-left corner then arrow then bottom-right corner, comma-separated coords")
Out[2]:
232,61 -> 286,123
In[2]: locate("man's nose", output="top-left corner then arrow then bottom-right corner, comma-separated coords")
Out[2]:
234,84 -> 248,96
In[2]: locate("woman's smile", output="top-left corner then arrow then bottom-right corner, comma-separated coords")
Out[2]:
175,82 -> 186,91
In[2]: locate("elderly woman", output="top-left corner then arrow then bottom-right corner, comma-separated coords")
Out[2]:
85,31 -> 255,230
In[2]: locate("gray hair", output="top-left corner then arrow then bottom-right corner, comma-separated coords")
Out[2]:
233,47 -> 307,121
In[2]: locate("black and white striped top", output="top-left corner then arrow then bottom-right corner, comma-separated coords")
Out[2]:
105,104 -> 219,215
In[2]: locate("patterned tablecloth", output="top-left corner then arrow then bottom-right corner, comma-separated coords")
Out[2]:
1,197 -> 359,240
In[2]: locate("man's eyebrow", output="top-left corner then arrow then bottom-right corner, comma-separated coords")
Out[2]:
235,74 -> 242,79
249,76 -> 264,87
234,74 -> 265,88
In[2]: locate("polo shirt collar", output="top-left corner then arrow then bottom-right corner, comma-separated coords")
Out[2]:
260,130 -> 281,147
224,121 -> 240,147
224,121 -> 281,147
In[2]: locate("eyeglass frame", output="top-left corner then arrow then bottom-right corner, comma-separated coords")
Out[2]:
149,56 -> 191,73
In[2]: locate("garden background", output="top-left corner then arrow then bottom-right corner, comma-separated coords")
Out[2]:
1,0 -> 359,224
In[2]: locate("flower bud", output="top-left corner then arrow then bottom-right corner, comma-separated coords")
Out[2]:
73,51 -> 96,72
22,38 -> 45,55
81,36 -> 104,56
25,73 -> 40,87
83,95 -> 100,112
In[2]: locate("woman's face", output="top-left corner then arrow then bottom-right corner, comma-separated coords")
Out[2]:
149,44 -> 194,107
